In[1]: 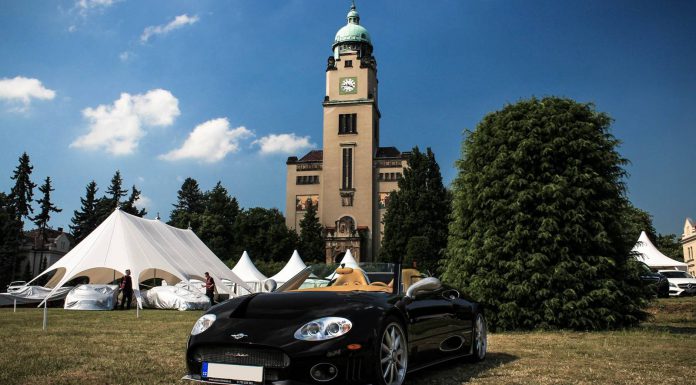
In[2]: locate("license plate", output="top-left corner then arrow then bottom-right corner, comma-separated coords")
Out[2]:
202,362 -> 264,384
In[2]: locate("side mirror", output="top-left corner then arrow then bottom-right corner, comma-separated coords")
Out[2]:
405,277 -> 442,299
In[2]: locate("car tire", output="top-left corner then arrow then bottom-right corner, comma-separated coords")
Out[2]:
375,317 -> 408,385
467,312 -> 487,362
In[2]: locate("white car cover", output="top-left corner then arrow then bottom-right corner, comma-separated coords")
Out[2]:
0,285 -> 73,306
142,286 -> 211,311
64,284 -> 119,310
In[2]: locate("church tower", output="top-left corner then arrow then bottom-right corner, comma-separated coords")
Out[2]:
286,4 -> 408,263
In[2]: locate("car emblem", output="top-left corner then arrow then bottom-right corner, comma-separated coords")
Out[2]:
231,333 -> 248,340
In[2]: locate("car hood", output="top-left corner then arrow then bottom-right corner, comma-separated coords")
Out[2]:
666,278 -> 696,285
191,291 -> 393,351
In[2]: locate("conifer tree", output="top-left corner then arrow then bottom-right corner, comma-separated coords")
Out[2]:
32,176 -> 62,237
70,181 -> 100,243
381,147 -> 450,273
168,177 -> 205,230
443,96 -> 650,331
198,182 -> 240,261
298,201 -> 324,260
95,170 -> 128,223
234,207 -> 298,262
9,152 -> 36,225
0,192 -> 23,288
121,185 -> 148,217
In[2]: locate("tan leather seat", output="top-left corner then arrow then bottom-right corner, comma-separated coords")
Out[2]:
333,267 -> 369,286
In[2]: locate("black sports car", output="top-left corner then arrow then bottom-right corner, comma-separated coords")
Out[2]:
183,263 -> 487,385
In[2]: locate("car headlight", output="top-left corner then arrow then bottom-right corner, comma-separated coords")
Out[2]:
294,317 -> 352,341
669,282 -> 677,288
191,314 -> 216,336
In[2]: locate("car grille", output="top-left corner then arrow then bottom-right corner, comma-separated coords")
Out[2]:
678,283 -> 693,289
192,346 -> 290,368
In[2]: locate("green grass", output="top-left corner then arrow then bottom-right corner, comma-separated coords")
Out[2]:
1,297 -> 694,385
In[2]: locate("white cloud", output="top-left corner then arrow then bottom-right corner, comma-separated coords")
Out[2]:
141,14 -> 199,43
75,0 -> 118,17
159,118 -> 253,163
68,25 -> 77,33
70,89 -> 180,155
119,51 -> 133,62
254,133 -> 314,155
134,194 -> 152,210
0,76 -> 56,111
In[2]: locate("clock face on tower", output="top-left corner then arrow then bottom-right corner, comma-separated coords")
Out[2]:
339,77 -> 358,95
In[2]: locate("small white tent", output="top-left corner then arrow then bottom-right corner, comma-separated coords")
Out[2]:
270,250 -> 307,285
231,251 -> 267,293
632,231 -> 687,271
31,209 -> 251,307
337,249 -> 360,269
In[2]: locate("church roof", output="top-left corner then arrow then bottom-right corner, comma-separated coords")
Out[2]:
299,150 -> 323,162
333,3 -> 372,49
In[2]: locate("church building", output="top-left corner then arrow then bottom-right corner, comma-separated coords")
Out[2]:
285,4 -> 409,263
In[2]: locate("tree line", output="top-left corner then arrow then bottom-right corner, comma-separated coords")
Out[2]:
0,154 -> 325,288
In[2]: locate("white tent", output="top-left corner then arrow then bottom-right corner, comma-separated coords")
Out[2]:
231,251 -> 267,293
632,231 -> 687,271
31,209 -> 251,307
270,250 -> 307,285
338,249 -> 360,269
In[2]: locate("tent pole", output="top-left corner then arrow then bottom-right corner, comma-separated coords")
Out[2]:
13,298 -> 16,313
42,301 -> 47,331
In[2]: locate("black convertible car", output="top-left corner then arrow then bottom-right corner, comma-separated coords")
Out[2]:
184,263 -> 487,385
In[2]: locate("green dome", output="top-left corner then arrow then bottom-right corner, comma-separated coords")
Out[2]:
332,4 -> 372,49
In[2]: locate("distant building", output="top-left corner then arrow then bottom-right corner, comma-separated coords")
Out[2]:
682,218 -> 696,276
285,4 -> 410,263
18,227 -> 73,279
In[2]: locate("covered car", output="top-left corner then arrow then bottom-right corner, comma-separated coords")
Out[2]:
142,285 -> 212,311
64,284 -> 119,310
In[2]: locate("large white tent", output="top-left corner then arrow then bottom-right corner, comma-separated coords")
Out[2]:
231,251 -> 267,293
270,250 -> 307,285
31,209 -> 251,307
632,231 -> 687,271
337,249 -> 360,269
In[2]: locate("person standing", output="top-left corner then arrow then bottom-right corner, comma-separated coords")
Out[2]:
119,269 -> 133,310
204,272 -> 215,305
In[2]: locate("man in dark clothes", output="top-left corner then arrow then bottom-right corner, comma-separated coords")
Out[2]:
119,269 -> 133,310
204,272 -> 215,305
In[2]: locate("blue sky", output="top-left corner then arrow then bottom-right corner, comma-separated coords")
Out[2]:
0,0 -> 694,236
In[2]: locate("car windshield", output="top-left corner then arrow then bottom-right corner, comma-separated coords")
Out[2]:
661,271 -> 692,279
294,262 -> 428,293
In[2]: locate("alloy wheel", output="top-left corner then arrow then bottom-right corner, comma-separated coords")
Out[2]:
380,322 -> 407,385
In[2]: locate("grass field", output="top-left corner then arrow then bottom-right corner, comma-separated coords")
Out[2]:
0,297 -> 694,385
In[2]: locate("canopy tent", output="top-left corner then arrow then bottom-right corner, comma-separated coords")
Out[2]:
31,209 -> 251,307
338,249 -> 360,269
270,250 -> 308,285
231,251 -> 267,293
632,231 -> 688,271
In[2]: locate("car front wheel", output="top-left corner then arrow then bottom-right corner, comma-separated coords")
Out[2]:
468,312 -> 487,362
376,319 -> 408,385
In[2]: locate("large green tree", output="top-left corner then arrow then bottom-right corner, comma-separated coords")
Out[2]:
0,192 -> 23,288
70,181 -> 100,244
656,233 -> 683,262
298,201 -> 324,261
168,177 -> 205,230
198,182 -> 240,262
381,147 -> 450,273
443,96 -> 650,331
121,185 -> 148,217
95,170 -> 128,223
9,152 -> 36,224
233,207 -> 298,262
32,176 -> 62,237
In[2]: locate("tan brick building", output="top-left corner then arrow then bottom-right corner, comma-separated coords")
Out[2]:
682,218 -> 696,276
286,5 -> 409,263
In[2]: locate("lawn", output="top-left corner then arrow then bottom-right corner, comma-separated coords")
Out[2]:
0,297 -> 693,385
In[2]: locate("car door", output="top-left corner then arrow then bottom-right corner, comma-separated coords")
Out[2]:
405,288 -> 457,366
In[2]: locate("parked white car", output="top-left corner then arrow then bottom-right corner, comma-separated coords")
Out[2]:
658,270 -> 696,297
6,280 -> 27,293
